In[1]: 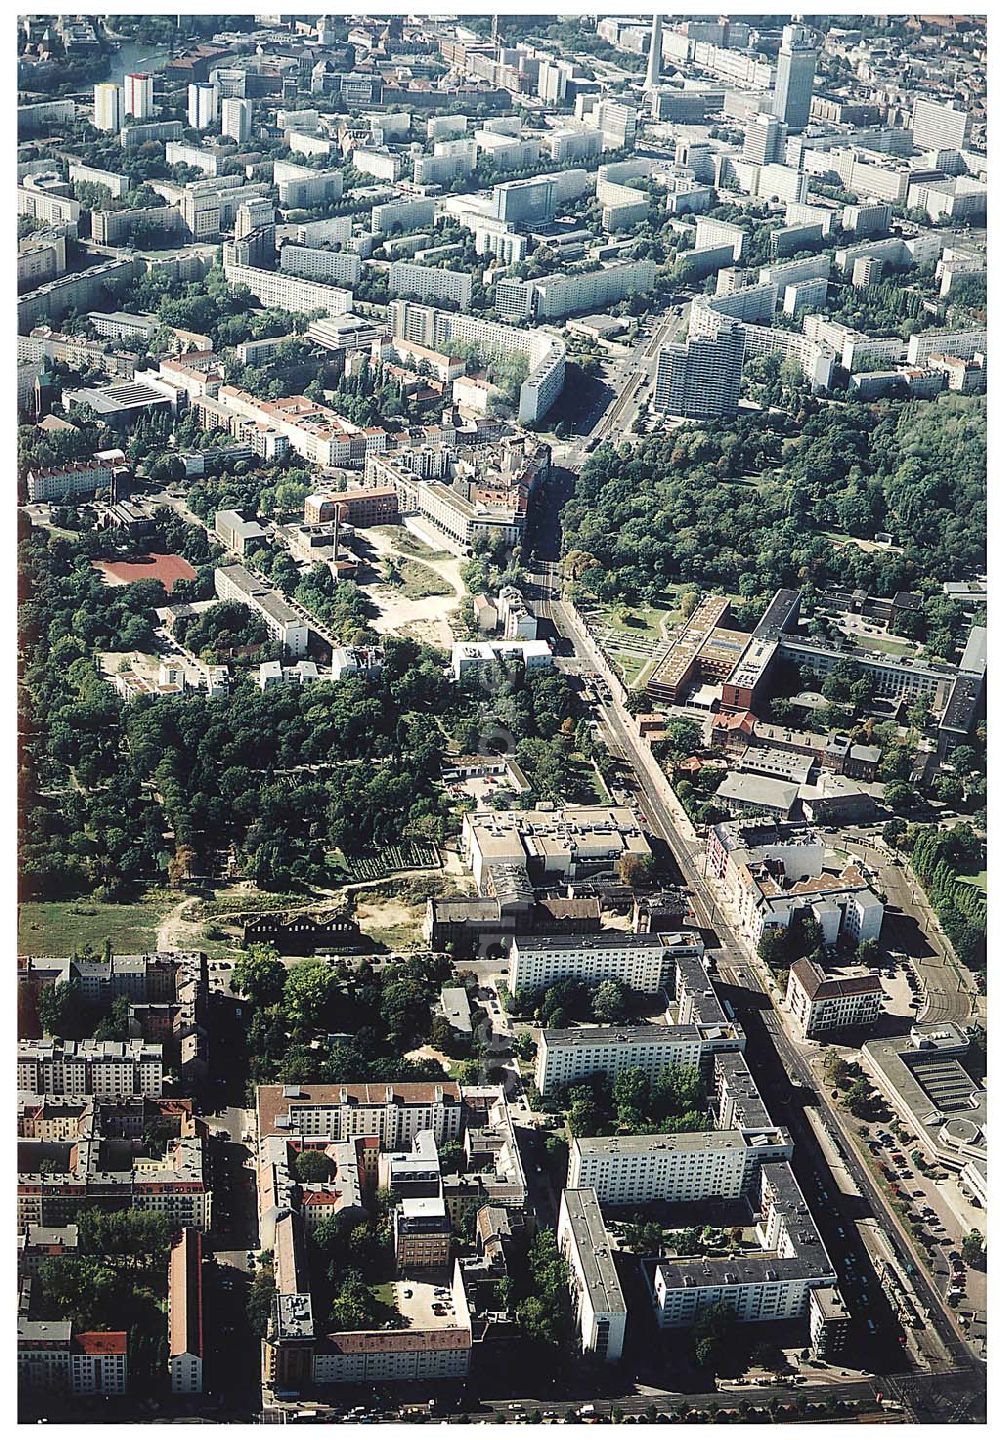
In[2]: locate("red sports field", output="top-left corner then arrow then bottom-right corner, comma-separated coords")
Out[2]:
93,552 -> 197,594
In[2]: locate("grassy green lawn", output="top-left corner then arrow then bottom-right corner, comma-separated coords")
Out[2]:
383,557 -> 451,600
615,651 -> 655,689
859,634 -> 917,657
591,594 -> 685,639
370,525 -> 448,560
18,892 -> 176,957
960,871 -> 987,893
568,757 -> 610,805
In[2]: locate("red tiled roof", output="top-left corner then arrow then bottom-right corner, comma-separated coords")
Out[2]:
257,1082 -> 461,1139
168,1228 -> 203,1361
323,1327 -> 471,1355
75,1331 -> 127,1356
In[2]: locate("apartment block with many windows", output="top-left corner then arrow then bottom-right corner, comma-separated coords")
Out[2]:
17,1039 -> 163,1099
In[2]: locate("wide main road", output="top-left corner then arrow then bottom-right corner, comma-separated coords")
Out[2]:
556,302 -> 689,471
530,571 -> 984,1415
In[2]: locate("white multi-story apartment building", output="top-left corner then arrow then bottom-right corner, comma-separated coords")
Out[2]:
786,959 -> 884,1038
187,83 -> 218,131
221,96 -> 252,143
214,565 -> 309,657
427,113 -> 468,141
272,160 -> 343,209
509,934 -> 668,998
546,127 -> 603,164
222,251 -> 352,317
653,323 -> 745,420
388,299 -> 565,423
740,325 -> 835,391
529,259 -> 656,321
17,233 -> 67,291
282,216 -> 352,248
17,176 -> 82,229
911,97 -> 970,152
388,260 -> 473,307
17,1039 -> 163,1099
908,174 -> 986,224
758,253 -> 831,300
568,1130 -> 776,1206
93,83 -> 122,132
18,98 -> 76,132
473,218 -> 527,265
593,98 -> 638,151
236,198 -> 276,240
535,1023 -> 743,1096
743,112 -> 787,165
179,178 -> 271,240
782,276 -> 828,317
279,244 -> 362,287
694,215 -> 745,262
842,202 -> 892,237
557,1189 -> 628,1363
370,196 -> 437,237
652,1162 -> 838,1330
165,141 -> 219,176
256,1082 -> 464,1148
120,118 -> 183,150
690,285 -> 777,334
68,161 -> 131,198
352,145 -> 400,181
906,327 -> 987,365
123,72 -> 153,120
757,161 -> 810,206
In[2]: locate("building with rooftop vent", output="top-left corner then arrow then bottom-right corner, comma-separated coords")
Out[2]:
650,1160 -> 838,1331
462,805 -> 651,894
862,1024 -> 986,1184
569,1124 -> 794,1207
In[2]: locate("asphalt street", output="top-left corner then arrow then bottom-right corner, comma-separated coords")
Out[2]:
524,562 -> 985,1423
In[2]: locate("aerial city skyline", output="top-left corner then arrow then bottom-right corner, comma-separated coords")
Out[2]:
16,10 -> 986,1426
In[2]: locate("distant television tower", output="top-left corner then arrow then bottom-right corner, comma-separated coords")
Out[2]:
492,13 -> 501,51
644,14 -> 663,92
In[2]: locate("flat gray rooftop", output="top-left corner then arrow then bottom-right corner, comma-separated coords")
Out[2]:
562,1188 -> 627,1316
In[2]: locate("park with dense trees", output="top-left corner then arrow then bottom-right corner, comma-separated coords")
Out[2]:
560,396 -> 985,611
